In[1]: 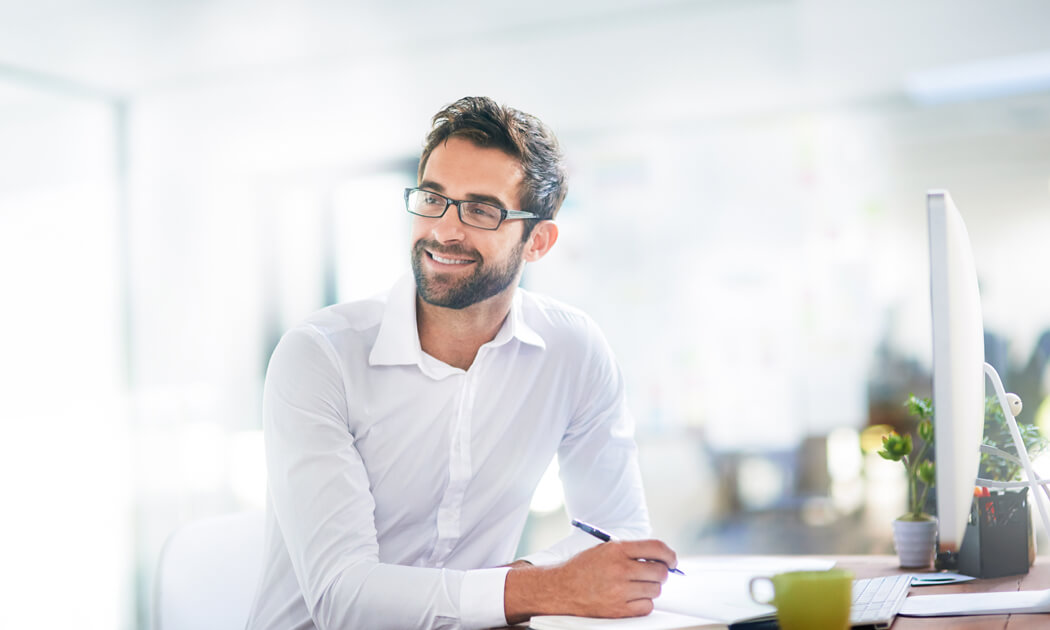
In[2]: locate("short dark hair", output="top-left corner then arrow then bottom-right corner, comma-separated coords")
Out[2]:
418,97 -> 568,238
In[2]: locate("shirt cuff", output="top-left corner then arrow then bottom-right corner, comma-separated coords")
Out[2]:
459,566 -> 512,629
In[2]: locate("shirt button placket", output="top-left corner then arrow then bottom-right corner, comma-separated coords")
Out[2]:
429,367 -> 479,565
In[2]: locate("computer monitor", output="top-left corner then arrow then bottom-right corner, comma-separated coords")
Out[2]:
927,190 -> 1050,564
927,190 -> 986,557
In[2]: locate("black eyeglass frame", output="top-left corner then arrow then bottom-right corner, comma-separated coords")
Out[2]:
403,187 -> 540,231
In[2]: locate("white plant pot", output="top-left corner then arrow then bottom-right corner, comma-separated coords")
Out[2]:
892,518 -> 937,568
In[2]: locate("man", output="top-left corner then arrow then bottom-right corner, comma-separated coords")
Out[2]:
246,96 -> 678,629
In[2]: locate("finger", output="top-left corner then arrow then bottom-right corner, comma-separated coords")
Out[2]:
625,558 -> 670,583
622,598 -> 656,617
628,580 -> 662,600
619,539 -> 678,570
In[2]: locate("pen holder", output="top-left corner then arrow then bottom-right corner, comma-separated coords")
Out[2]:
954,488 -> 1031,578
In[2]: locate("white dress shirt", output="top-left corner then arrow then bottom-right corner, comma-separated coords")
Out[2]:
245,274 -> 650,630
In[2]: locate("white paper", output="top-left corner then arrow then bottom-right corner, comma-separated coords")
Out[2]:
900,589 -> 1050,616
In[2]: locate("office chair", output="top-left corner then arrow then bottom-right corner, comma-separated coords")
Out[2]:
154,510 -> 265,630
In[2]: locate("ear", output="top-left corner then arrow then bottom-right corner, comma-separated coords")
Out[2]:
522,221 -> 559,262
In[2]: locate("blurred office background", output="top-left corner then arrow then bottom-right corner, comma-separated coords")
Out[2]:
3,0 -> 1050,627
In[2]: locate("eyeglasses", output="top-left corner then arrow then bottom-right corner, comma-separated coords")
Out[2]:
404,187 -> 539,231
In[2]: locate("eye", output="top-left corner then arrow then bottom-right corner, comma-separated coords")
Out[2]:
467,203 -> 500,219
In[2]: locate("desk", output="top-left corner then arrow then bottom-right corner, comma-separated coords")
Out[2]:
830,555 -> 1050,629
512,555 -> 1050,630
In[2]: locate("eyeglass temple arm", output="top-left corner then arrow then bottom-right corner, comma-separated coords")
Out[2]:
505,209 -> 540,219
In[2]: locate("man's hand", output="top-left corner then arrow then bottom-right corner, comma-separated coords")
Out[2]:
504,540 -> 678,624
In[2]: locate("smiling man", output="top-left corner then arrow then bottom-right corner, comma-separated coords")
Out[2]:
246,97 -> 678,630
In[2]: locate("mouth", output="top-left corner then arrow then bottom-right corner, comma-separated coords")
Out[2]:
426,249 -> 476,267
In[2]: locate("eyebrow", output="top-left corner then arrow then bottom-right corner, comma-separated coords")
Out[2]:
419,180 -> 512,210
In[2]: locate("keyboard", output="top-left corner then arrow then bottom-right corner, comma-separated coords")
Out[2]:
851,574 -> 912,628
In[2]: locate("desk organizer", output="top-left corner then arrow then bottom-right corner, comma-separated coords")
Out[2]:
956,488 -> 1031,578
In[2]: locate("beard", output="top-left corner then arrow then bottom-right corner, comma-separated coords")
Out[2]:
411,238 -> 526,310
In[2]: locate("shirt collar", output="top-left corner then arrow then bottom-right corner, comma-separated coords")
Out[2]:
369,274 -> 546,369
368,274 -> 424,367
503,289 -> 546,350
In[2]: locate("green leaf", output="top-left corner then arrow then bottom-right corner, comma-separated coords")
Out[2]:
918,419 -> 933,443
904,394 -> 933,421
917,460 -> 935,485
878,432 -> 912,461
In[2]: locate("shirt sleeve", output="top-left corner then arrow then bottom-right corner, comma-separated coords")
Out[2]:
520,320 -> 652,566
263,326 -> 510,629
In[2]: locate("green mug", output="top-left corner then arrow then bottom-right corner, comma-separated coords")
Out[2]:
748,568 -> 853,630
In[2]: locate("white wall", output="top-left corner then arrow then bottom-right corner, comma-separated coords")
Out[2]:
0,89 -> 131,629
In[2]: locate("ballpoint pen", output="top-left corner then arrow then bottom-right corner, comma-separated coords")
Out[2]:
571,519 -> 685,575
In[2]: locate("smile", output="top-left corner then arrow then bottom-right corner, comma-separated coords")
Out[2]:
428,251 -> 475,265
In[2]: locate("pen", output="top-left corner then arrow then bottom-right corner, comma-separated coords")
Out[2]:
571,519 -> 685,575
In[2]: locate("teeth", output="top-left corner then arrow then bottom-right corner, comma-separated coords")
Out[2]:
432,254 -> 471,265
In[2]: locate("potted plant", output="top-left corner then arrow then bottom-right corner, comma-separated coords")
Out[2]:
979,395 -> 1048,482
878,395 -> 937,568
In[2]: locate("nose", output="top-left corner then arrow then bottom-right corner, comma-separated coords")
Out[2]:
427,202 -> 466,242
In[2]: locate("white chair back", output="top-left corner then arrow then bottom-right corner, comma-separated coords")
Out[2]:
154,511 -> 265,630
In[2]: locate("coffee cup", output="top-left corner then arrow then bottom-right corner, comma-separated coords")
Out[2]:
748,568 -> 853,630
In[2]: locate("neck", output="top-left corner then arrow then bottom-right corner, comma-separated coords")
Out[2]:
416,289 -> 515,370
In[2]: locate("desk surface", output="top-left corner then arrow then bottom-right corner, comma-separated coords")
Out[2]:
511,555 -> 1050,629
831,554 -> 1049,629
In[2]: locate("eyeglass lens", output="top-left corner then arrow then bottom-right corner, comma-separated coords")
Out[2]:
406,189 -> 504,230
